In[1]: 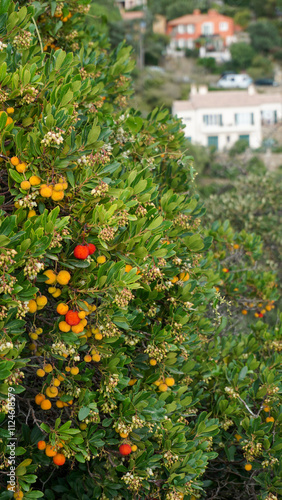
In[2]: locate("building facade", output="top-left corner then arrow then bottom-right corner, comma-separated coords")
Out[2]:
167,9 -> 239,50
116,0 -> 146,10
173,86 -> 282,151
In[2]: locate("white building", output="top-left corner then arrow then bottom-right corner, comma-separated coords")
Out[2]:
173,85 -> 282,151
116,0 -> 146,10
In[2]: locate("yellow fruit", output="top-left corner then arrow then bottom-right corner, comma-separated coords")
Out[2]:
56,400 -> 64,408
171,276 -> 178,284
97,255 -> 106,264
242,310 -> 248,315
233,244 -> 239,249
244,463 -> 252,471
265,304 -> 272,311
266,416 -> 274,423
62,181 -> 68,190
6,116 -> 13,126
92,353 -> 101,362
179,272 -> 189,282
120,432 -> 128,438
95,332 -> 103,340
263,406 -> 270,412
43,364 -> 53,373
129,379 -> 137,386
70,367 -> 79,375
57,270 -> 71,285
59,321 -> 71,333
29,175 -> 41,185
80,318 -> 87,326
165,377 -> 175,387
261,309 -> 266,315
78,311 -> 86,319
28,210 -> 36,218
40,185 -> 53,197
153,379 -> 161,386
84,355 -> 92,362
79,423 -> 87,430
52,289 -> 61,298
13,491 -> 24,500
36,368 -> 46,377
53,378 -> 60,387
21,180 -> 31,190
57,303 -> 69,315
29,332 -> 38,340
16,163 -> 27,173
149,359 -> 157,366
131,445 -> 137,452
36,295 -> 48,308
36,328 -> 43,334
45,386 -> 58,398
57,374 -> 65,381
71,323 -> 84,334
235,434 -> 242,441
28,299 -> 37,313
125,264 -> 132,273
54,183 -> 64,192
51,190 -> 64,201
44,270 -> 57,284
40,399 -> 52,410
159,383 -> 168,392
11,156 -> 20,166
7,107 -> 14,114
48,287 -> 57,294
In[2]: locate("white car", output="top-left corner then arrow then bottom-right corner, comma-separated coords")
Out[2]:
217,74 -> 253,89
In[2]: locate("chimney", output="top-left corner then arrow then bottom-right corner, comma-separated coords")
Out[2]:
248,84 -> 256,95
193,9 -> 201,15
198,85 -> 208,95
208,9 -> 218,16
190,84 -> 197,96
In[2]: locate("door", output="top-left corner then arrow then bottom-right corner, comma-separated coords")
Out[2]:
208,136 -> 218,149
239,134 -> 249,145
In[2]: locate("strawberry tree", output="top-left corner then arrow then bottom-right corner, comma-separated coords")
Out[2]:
0,2 -> 281,500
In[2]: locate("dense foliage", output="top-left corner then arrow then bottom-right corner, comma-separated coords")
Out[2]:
0,2 -> 281,500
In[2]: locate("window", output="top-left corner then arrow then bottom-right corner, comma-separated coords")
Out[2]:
177,38 -> 185,48
208,136 -> 218,149
178,24 -> 186,34
203,114 -> 223,126
235,113 -> 254,125
202,22 -> 214,35
187,24 -> 195,34
219,22 -> 228,31
239,134 -> 249,145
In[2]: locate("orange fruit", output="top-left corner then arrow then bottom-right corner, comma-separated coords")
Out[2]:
57,270 -> 71,285
45,444 -> 57,457
36,368 -> 46,377
53,453 -> 66,465
179,272 -> 189,281
245,463 -> 252,471
16,163 -> 27,173
149,359 -> 157,366
29,175 -> 41,185
59,321 -> 71,332
51,190 -> 64,201
43,364 -> 53,373
92,353 -> 101,362
28,299 -> 37,313
11,156 -> 20,166
84,355 -> 92,362
44,270 -> 57,284
40,185 -> 53,197
70,367 -> 79,375
56,400 -> 64,408
125,264 -> 132,273
40,399 -> 52,410
165,377 -> 175,387
35,393 -> 45,405
159,383 -> 168,392
37,440 -> 46,450
57,303 -> 69,315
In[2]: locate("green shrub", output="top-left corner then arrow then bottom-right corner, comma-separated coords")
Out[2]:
0,2 -> 281,500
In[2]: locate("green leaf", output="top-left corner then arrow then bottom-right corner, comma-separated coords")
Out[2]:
78,407 -> 90,421
183,234 -> 204,252
87,124 -> 100,145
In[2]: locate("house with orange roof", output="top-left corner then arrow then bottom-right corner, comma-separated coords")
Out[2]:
167,9 -> 241,51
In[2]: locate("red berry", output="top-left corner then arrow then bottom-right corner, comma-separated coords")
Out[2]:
74,245 -> 89,260
258,312 -> 264,318
119,444 -> 132,456
65,310 -> 80,326
86,243 -> 96,255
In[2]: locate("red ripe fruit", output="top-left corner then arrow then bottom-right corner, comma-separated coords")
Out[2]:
74,245 -> 89,260
86,243 -> 96,255
258,312 -> 264,318
119,444 -> 132,456
65,310 -> 80,326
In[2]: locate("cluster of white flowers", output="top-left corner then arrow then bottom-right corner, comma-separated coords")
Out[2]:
0,41 -> 7,51
51,342 -> 75,357
24,260 -> 44,280
41,130 -> 64,147
17,192 -> 37,209
0,341 -> 13,352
